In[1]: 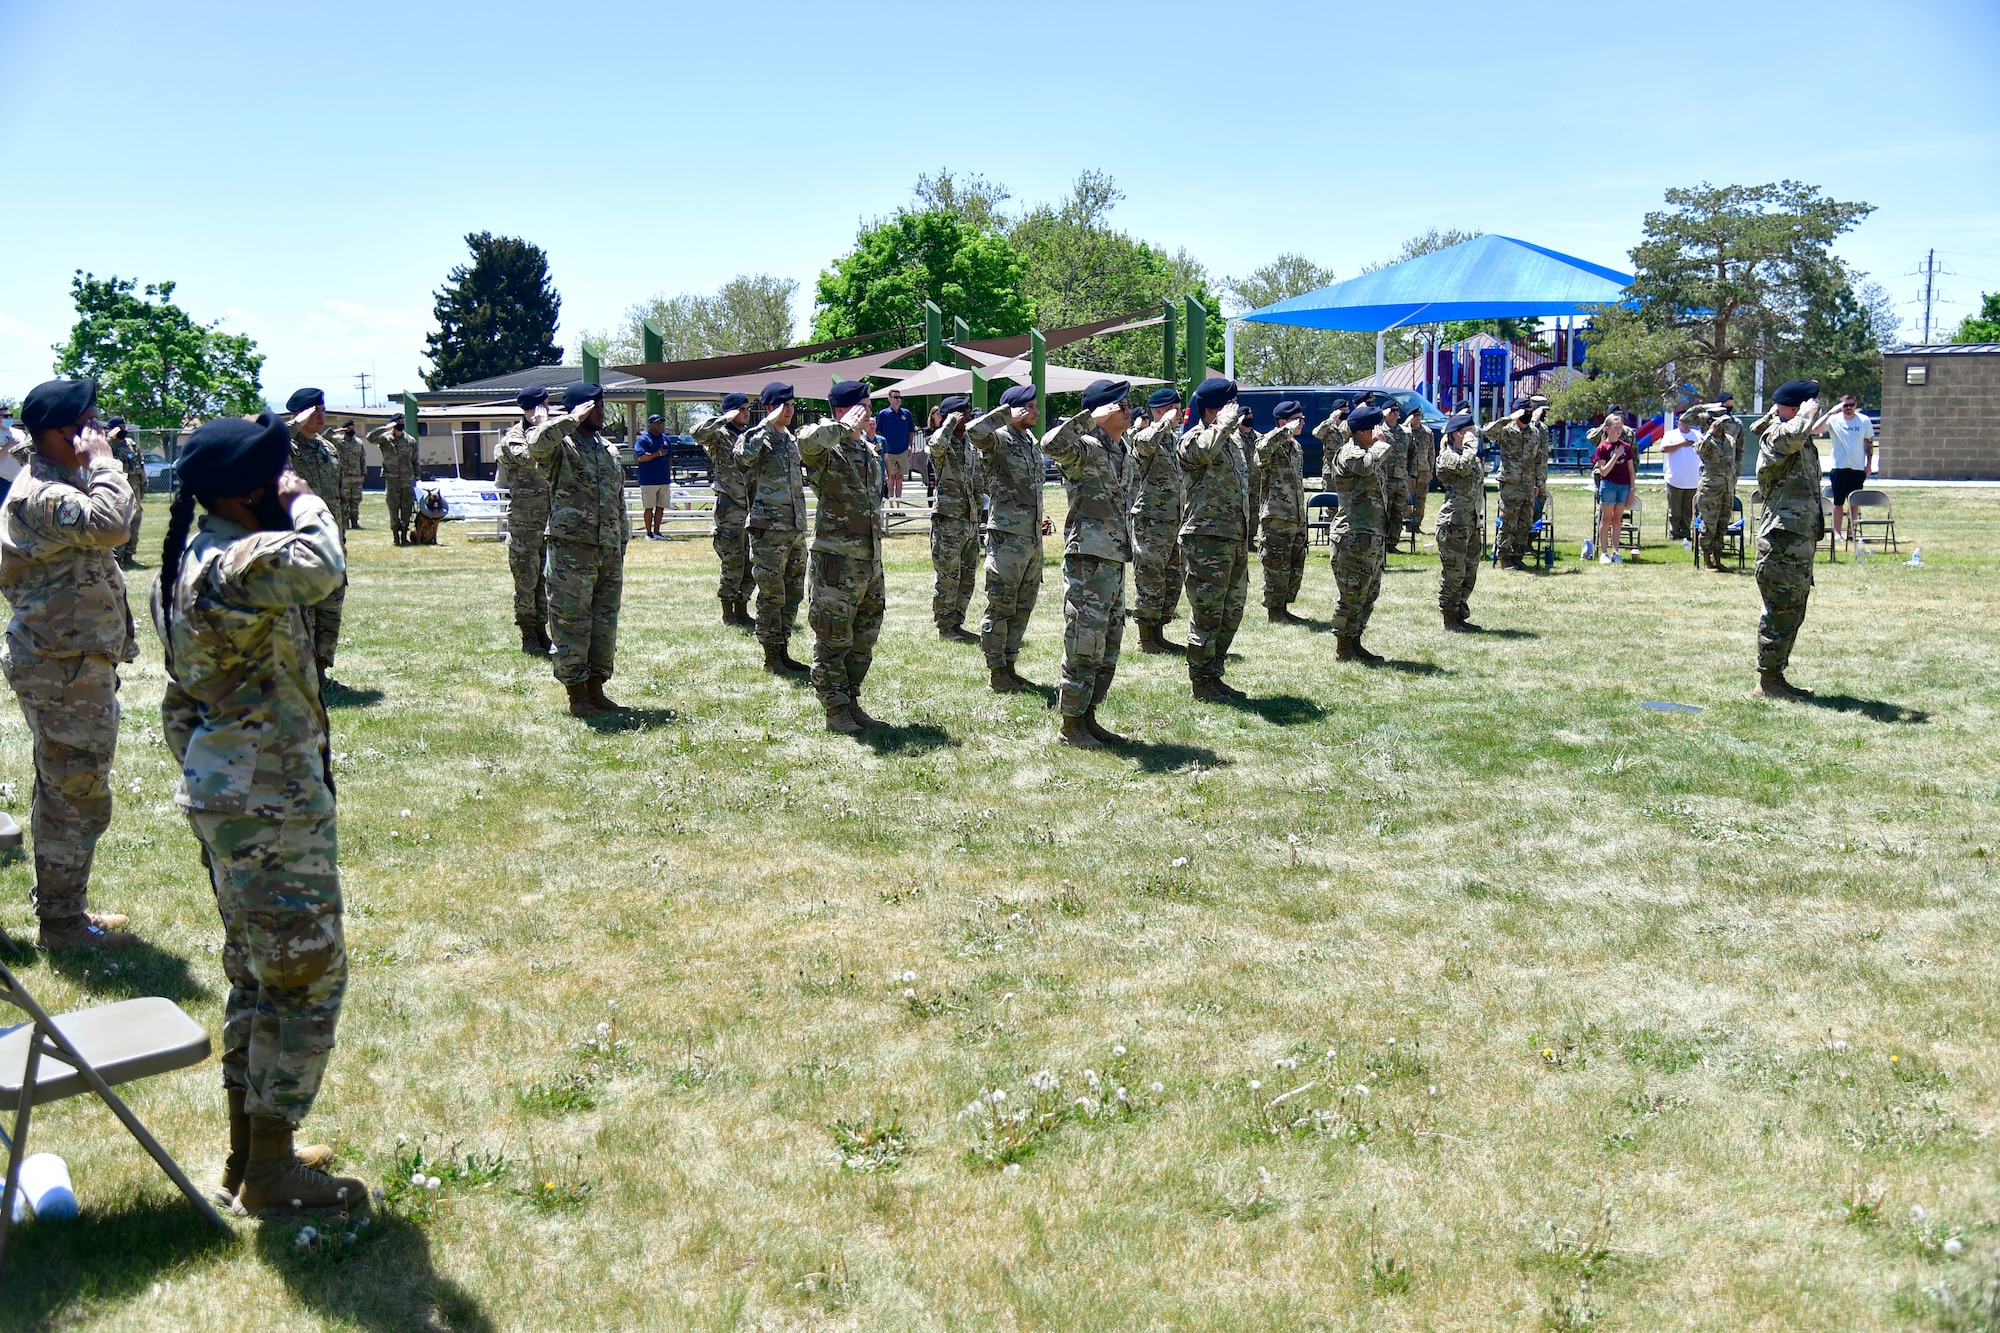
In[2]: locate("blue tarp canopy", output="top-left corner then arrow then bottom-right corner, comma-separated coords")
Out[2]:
1241,234 -> 1633,332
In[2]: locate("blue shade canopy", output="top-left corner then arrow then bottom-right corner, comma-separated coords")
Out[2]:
1241,234 -> 1633,332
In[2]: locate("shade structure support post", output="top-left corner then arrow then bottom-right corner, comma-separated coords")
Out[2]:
1183,296 -> 1206,397
1030,329 -> 1046,406
971,366 -> 989,412
642,320 -> 665,425
1469,341 -> 1481,436
1375,331 -> 1385,386
1224,319 -> 1237,382
925,301 -> 943,365
1162,300 -> 1177,385
1754,334 -> 1765,413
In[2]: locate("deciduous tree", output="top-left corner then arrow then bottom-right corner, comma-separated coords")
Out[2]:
53,272 -> 264,428
811,209 -> 1031,354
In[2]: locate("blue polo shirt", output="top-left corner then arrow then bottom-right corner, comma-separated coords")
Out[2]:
874,405 -> 912,455
634,430 -> 672,484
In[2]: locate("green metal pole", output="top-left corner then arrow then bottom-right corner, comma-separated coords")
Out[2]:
953,315 -> 970,350
1030,328 -> 1046,408
642,320 -> 665,425
971,366 -> 989,412
1184,296 -> 1206,395
925,301 -> 943,364
1162,299 -> 1177,385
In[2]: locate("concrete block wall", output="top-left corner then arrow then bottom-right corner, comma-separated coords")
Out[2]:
1879,350 -> 2000,480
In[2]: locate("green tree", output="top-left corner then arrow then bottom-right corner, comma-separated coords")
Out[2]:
1953,292 -> 2000,343
579,274 -> 801,430
423,232 -> 562,389
1226,254 -> 1375,386
811,209 -> 1031,355
1552,181 -> 1874,420
52,272 -> 265,428
910,168 -> 1012,234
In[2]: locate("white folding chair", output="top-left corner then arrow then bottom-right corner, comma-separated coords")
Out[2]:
0,944 -> 227,1265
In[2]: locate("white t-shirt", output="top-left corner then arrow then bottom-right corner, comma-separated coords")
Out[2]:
1661,429 -> 1701,488
1825,410 -> 1875,471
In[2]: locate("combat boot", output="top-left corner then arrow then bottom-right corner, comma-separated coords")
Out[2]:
588,678 -> 623,712
1352,639 -> 1384,664
1135,621 -> 1167,654
235,1116 -> 367,1217
733,601 -> 755,627
1190,676 -> 1232,703
1057,715 -> 1103,749
518,622 -> 543,655
989,667 -> 1027,694
825,703 -> 862,734
1443,611 -> 1472,632
938,623 -> 979,644
565,682 -> 597,717
1005,663 -> 1039,691
763,642 -> 807,675
216,1089 -> 332,1207
87,910 -> 129,929
847,693 -> 882,729
37,914 -> 135,949
1755,670 -> 1812,700
1335,635 -> 1360,662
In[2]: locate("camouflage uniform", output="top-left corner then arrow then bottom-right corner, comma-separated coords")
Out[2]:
1327,432 -> 1393,639
1176,407 -> 1251,685
156,493 -> 347,1123
367,424 -> 419,540
332,427 -> 366,529
1433,433 -> 1484,619
927,419 -> 983,632
112,433 -> 148,565
797,419 -> 885,714
1752,406 -> 1822,674
693,414 -> 751,607
1238,420 -> 1264,551
496,419 -> 551,631
1480,416 -> 1535,564
735,418 -> 808,648
1406,415 -> 1437,533
1378,417 -> 1413,554
0,445 -> 137,923
1528,418 -> 1552,513
1689,408 -> 1745,566
527,408 -> 630,686
968,406 -> 1046,674
1041,409 -> 1133,718
1128,416 -> 1185,627
289,424 -> 347,674
1254,425 -> 1308,611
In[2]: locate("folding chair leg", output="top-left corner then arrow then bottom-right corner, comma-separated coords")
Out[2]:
0,1027 -> 41,1268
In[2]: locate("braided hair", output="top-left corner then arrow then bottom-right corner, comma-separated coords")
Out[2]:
155,486 -> 198,676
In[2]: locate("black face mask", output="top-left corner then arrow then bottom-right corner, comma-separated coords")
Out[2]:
249,489 -> 292,532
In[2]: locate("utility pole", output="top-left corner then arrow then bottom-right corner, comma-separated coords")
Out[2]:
353,372 -> 371,408
1920,248 -> 1938,343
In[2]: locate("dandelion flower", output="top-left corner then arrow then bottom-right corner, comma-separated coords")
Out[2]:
1832,1040 -> 1849,1051
1258,1167 -> 1271,1185
1113,1044 -> 1126,1057
1355,1085 -> 1371,1097
411,1172 -> 427,1187
426,1176 -> 442,1192
1892,1054 -> 1901,1064
1150,1081 -> 1164,1095
400,809 -> 411,818
1171,856 -> 1188,868
1387,1037 -> 1396,1046
1427,1085 -> 1439,1097
1912,1205 -> 1928,1223
1003,1163 -> 1021,1176
1944,1237 -> 1964,1255
1249,1079 -> 1262,1092
371,1186 -> 385,1202
902,988 -> 916,999
901,970 -> 917,983
596,1021 -> 611,1038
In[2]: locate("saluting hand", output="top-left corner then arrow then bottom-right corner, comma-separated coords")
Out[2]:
275,466 -> 312,514
74,424 -> 112,465
840,403 -> 871,433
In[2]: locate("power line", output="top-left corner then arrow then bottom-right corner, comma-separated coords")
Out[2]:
1905,250 -> 1958,342
353,371 -> 371,408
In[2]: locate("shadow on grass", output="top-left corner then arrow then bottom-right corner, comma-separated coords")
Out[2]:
1222,693 -> 1325,725
855,720 -> 954,755
321,683 -> 386,709
0,1193 -> 234,1332
1467,626 -> 1538,640
581,707 -> 679,734
1798,693 -> 1929,725
38,935 -> 210,1005
1371,658 -> 1446,677
253,1208 -> 494,1333
1114,739 -> 1227,773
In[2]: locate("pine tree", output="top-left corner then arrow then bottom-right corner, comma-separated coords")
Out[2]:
422,232 -> 562,389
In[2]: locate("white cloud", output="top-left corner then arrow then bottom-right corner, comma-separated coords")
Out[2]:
260,297 -> 433,406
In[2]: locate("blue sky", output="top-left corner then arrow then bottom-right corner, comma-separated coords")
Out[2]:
3,0 -> 1995,406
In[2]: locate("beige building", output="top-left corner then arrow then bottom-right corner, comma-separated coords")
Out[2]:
1878,344 -> 2000,480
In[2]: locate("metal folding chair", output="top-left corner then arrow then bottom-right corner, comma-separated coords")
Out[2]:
1306,493 -> 1336,547
0,942 -> 226,1264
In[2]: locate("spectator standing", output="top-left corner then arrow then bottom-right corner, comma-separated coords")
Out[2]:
875,388 -> 913,508
633,413 -> 673,541
1661,420 -> 1701,542
1589,413 -> 1637,564
1823,393 -> 1875,543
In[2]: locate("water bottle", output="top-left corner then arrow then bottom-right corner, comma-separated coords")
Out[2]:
1906,546 -> 1923,567
9,1152 -> 78,1222
1854,540 -> 1869,564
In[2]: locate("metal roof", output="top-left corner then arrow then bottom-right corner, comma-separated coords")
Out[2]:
1885,344 -> 2000,355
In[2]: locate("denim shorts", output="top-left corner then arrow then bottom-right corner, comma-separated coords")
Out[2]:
1598,481 -> 1632,506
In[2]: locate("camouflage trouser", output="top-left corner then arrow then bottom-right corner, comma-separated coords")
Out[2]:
1130,519 -> 1184,624
546,540 -> 624,684
1756,527 -> 1815,672
119,489 -> 144,565
748,527 -> 806,646
808,550 -> 885,709
342,478 -> 364,529
1059,554 -> 1126,718
713,494 -> 748,604
1409,467 -> 1433,530
509,506 -> 549,628
1383,481 -> 1411,554
1331,530 -> 1384,638
930,516 -> 980,629
1182,534 -> 1247,682
981,530 -> 1044,670
192,811 -> 345,1125
1260,524 -> 1307,609
1697,481 -> 1734,564
1436,517 -> 1479,615
303,579 -> 344,673
385,470 -> 416,533
1497,483 -> 1533,561
2,648 -> 118,921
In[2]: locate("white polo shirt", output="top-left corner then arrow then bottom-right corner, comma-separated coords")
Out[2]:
1825,410 -> 1874,471
1661,429 -> 1701,488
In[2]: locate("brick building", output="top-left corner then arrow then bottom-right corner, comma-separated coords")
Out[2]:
1878,344 -> 2000,480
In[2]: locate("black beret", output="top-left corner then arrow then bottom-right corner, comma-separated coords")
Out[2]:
1715,390 -> 1735,403
1380,398 -> 1403,414
285,387 -> 324,414
391,412 -> 405,424
647,413 -> 663,423
177,413 -> 292,498
827,380 -> 869,411
1080,379 -> 1129,410
760,381 -> 794,408
938,395 -> 970,418
517,385 -> 549,410
22,378 -> 97,431
105,415 -> 126,429
1348,404 -> 1385,433
1772,379 -> 1818,408
720,392 -> 749,412
999,384 -> 1037,410
1146,387 -> 1182,409
1192,377 -> 1237,411
1273,400 -> 1303,418
1444,410 -> 1474,434
562,382 -> 603,411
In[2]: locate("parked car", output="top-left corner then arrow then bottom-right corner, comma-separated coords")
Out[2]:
1234,386 -> 1448,478
143,453 -> 177,493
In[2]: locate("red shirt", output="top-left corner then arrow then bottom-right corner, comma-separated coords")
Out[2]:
1593,437 -> 1635,485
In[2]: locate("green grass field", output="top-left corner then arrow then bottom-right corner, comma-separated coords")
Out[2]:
1,481 -> 1995,1332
